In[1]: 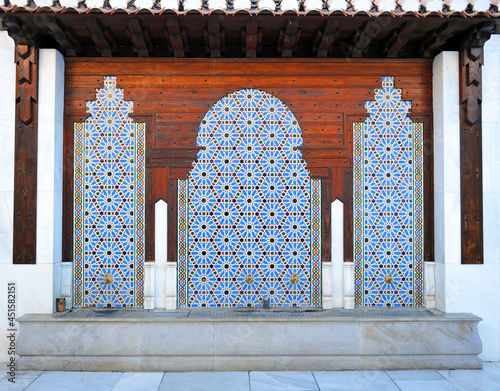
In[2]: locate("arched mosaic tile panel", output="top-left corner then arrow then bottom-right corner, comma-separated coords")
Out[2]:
73,77 -> 145,307
354,77 -> 423,307
178,89 -> 321,307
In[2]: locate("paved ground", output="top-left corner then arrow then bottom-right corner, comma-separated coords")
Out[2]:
0,362 -> 499,390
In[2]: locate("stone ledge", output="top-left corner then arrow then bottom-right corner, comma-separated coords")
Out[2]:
16,310 -> 482,371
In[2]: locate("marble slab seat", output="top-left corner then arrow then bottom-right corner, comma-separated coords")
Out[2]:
16,308 -> 482,371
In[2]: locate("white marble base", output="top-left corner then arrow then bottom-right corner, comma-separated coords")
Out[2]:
343,263 -> 354,309
166,262 -> 177,309
17,310 -> 482,371
322,262 -> 333,309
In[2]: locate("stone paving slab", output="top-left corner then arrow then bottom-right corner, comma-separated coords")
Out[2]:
0,364 -> 499,391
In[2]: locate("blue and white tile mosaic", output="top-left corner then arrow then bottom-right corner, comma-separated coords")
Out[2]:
178,89 -> 321,307
73,76 -> 145,307
354,77 -> 424,307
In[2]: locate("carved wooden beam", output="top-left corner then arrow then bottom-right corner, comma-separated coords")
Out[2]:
384,21 -> 418,58
165,18 -> 189,58
204,19 -> 225,58
459,21 -> 495,265
278,19 -> 300,58
2,15 -> 37,46
46,16 -> 82,57
13,44 -> 38,264
127,18 -> 154,58
86,18 -> 118,57
351,20 -> 381,58
420,21 -> 459,58
241,19 -> 262,58
312,19 -> 339,58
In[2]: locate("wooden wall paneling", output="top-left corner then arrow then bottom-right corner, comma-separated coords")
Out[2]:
146,168 -> 155,263
321,177 -> 332,263
343,167 -> 353,263
63,58 -> 433,270
167,179 -> 178,263
13,44 -> 38,264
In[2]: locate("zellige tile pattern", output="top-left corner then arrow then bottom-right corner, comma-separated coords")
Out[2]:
178,89 -> 321,307
73,77 -> 145,307
354,77 -> 424,307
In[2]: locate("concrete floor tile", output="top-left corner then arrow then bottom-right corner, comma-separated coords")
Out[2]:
112,372 -> 164,391
160,371 -> 250,391
24,371 -> 122,391
393,379 -> 458,391
313,371 -> 400,391
250,371 -> 318,391
0,377 -> 37,391
385,370 -> 444,380
438,363 -> 500,391
15,372 -> 43,379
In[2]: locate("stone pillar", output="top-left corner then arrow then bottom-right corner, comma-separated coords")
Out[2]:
331,199 -> 344,308
0,31 -> 17,363
0,34 -> 65,361
433,40 -> 500,361
37,49 -> 65,309
154,199 -> 168,309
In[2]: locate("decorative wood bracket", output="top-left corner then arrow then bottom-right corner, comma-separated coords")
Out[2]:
312,20 -> 339,58
127,18 -> 154,58
350,20 -> 381,58
420,21 -> 458,58
46,16 -> 82,57
241,19 -> 262,58
165,18 -> 189,58
278,19 -> 301,58
86,18 -> 118,57
458,21 -> 495,265
13,44 -> 39,264
384,21 -> 418,58
2,15 -> 37,46
204,19 -> 225,58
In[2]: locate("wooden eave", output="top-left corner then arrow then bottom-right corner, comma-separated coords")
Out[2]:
1,11 -> 499,58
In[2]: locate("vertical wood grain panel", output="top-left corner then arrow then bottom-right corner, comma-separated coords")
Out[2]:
13,44 -> 38,265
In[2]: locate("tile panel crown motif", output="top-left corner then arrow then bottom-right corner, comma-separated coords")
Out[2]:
354,76 -> 424,307
178,88 -> 321,308
73,76 -> 145,307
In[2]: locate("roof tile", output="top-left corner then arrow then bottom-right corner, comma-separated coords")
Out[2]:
1,0 -> 498,15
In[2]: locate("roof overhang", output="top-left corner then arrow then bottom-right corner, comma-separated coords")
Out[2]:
1,1 -> 499,58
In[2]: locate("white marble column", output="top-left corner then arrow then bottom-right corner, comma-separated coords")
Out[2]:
433,39 -> 500,361
37,49 -> 65,309
154,199 -> 168,309
0,32 -> 17,363
0,36 -> 65,362
331,199 -> 344,308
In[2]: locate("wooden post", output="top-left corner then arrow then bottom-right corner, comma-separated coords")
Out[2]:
13,44 -> 38,264
459,21 -> 495,264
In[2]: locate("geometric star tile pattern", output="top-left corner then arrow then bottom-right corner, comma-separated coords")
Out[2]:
73,76 -> 145,307
178,89 -> 321,307
354,77 -> 423,307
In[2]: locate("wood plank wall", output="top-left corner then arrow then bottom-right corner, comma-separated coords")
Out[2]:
63,58 -> 433,265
